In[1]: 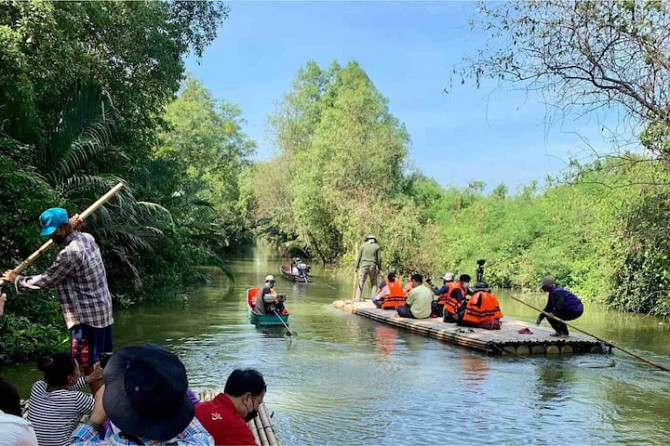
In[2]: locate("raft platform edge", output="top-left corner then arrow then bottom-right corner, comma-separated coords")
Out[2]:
333,300 -> 608,356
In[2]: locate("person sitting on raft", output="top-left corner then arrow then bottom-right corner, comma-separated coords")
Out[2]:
427,273 -> 470,318
396,273 -> 432,319
439,274 -> 471,323
536,276 -> 584,338
372,272 -> 404,309
457,281 -> 503,329
403,271 -> 417,297
28,353 -> 102,446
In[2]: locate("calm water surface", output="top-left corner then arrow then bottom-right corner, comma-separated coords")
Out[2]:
3,246 -> 670,445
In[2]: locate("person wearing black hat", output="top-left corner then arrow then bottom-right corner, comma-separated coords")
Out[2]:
71,343 -> 213,445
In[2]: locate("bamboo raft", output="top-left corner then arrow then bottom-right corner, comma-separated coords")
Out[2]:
333,300 -> 609,356
198,390 -> 281,446
21,390 -> 281,446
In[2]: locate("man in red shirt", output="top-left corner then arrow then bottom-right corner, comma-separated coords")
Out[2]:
196,368 -> 266,445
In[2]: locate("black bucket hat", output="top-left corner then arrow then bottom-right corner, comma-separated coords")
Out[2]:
102,343 -> 194,441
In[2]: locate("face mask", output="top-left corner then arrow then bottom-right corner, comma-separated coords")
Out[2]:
243,398 -> 258,422
463,282 -> 470,289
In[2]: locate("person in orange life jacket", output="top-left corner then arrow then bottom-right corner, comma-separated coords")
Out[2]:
440,274 -> 471,323
457,281 -> 503,329
372,272 -> 404,309
427,272 -> 455,317
195,369 -> 266,446
536,276 -> 584,338
255,275 -> 284,315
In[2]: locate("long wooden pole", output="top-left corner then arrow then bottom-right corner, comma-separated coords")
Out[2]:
508,294 -> 670,373
0,182 -> 125,287
351,267 -> 358,314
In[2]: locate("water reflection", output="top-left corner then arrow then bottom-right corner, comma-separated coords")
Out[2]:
535,361 -> 576,404
374,325 -> 396,359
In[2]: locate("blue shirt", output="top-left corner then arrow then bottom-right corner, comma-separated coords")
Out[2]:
541,286 -> 583,319
70,419 -> 213,446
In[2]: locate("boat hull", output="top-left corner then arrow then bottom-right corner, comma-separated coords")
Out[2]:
280,265 -> 312,283
247,287 -> 290,327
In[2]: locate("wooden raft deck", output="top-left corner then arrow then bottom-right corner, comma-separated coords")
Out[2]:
333,300 -> 608,356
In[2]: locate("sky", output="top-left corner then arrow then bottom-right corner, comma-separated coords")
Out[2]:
185,1 -> 636,192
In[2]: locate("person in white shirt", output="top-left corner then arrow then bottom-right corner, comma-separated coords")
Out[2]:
0,377 -> 38,446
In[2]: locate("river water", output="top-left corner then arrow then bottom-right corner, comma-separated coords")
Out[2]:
3,246 -> 670,444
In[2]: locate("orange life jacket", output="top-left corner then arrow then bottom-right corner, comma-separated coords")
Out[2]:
437,282 -> 466,316
461,290 -> 503,325
381,278 -> 406,309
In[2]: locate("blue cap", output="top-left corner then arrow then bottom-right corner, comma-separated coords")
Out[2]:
39,208 -> 69,236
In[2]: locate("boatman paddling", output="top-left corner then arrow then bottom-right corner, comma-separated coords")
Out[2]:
536,276 -> 584,338
2,207 -> 114,370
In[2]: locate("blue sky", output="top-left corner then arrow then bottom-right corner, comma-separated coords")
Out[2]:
185,1 -> 633,192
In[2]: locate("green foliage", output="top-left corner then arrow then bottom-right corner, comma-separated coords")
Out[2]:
254,60 -> 670,316
0,2 -> 247,364
256,61 -> 411,266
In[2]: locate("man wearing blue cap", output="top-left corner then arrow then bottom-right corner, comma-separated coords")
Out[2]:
2,207 -> 113,369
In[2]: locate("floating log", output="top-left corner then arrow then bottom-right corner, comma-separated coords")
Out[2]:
198,390 -> 281,446
333,300 -> 608,356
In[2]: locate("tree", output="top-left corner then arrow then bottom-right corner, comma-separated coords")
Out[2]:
463,1 -> 670,150
257,61 -> 411,265
157,77 -> 255,249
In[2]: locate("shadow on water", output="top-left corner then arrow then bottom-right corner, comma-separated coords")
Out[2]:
2,244 -> 670,444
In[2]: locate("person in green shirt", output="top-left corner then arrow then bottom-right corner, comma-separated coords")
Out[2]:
396,273 -> 432,319
354,235 -> 381,302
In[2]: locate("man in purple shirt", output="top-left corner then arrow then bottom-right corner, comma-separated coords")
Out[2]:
2,207 -> 113,369
536,276 -> 584,338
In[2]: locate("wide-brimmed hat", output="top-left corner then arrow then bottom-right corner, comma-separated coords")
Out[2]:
365,234 -> 377,241
39,207 -> 69,236
265,275 -> 275,282
102,344 -> 194,441
441,273 -> 455,281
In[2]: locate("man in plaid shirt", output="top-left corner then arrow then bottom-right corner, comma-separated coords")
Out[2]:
3,207 -> 113,368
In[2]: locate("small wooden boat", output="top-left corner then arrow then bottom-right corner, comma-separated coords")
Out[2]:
280,265 -> 312,283
247,287 -> 290,327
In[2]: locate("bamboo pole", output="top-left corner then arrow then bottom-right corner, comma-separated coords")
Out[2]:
508,294 -> 670,373
258,404 -> 278,446
254,413 -> 269,446
350,269 -> 357,314
0,182 -> 124,287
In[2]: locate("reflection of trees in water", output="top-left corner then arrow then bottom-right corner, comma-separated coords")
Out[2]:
536,362 -> 576,404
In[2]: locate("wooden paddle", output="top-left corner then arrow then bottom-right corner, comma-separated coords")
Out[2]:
273,309 -> 296,336
0,182 -> 124,299
509,294 -> 670,373
350,268 -> 358,314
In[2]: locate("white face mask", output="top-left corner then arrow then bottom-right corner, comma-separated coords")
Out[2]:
463,282 -> 470,289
